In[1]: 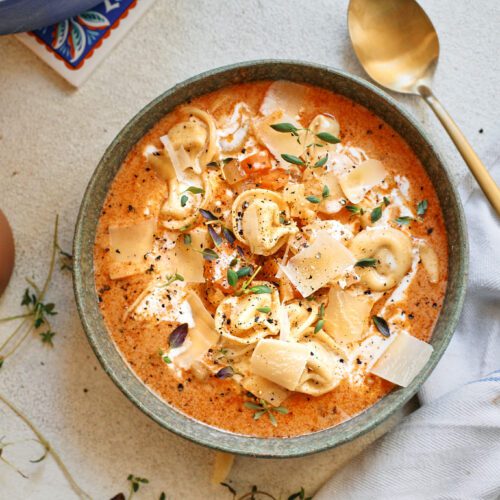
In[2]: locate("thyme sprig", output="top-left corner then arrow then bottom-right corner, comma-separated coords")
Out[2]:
0,391 -> 90,498
127,474 -> 149,499
233,266 -> 271,296
220,482 -> 311,500
243,399 -> 288,427
0,216 -> 63,366
198,209 -> 236,247
272,122 -> 340,170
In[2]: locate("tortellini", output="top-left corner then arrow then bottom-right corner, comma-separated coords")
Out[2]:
295,338 -> 346,396
160,173 -> 209,230
215,282 -> 281,344
349,227 -> 413,291
232,189 -> 297,256
284,300 -> 320,340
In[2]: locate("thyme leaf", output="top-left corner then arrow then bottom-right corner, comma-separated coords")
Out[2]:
169,324 -> 188,348
371,205 -> 383,223
315,131 -> 340,144
270,122 -> 298,133
355,258 -> 377,268
305,195 -> 321,204
395,216 -> 413,225
417,199 -> 428,217
373,315 -> 390,337
281,154 -> 305,166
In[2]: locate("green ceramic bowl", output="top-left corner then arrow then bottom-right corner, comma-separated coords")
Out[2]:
73,60 -> 468,458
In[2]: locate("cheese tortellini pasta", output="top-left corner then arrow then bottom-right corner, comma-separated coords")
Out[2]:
232,189 -> 297,255
215,282 -> 281,344
349,227 -> 413,291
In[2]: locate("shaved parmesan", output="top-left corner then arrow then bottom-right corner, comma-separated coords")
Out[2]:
338,159 -> 387,203
260,81 -> 308,118
172,292 -> 219,370
254,111 -> 304,166
242,375 -> 289,407
280,231 -> 356,297
160,134 -> 188,182
108,219 -> 156,279
250,339 -> 309,391
161,228 -> 207,283
354,334 -> 397,371
370,331 -> 433,387
324,288 -> 378,343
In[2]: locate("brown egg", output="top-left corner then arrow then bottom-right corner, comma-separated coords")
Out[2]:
0,210 -> 15,296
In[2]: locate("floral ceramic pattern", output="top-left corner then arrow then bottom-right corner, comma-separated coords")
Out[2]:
32,0 -> 136,68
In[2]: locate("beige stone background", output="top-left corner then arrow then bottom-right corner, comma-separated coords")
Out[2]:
0,0 -> 499,498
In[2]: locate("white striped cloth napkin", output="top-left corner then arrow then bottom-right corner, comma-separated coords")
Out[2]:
315,156 -> 500,499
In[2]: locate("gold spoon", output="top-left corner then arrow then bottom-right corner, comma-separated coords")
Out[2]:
348,0 -> 500,214
0,210 -> 15,296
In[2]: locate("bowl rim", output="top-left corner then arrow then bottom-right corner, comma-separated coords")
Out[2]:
73,59 -> 468,458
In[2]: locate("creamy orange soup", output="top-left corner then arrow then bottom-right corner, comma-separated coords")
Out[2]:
94,81 -> 447,437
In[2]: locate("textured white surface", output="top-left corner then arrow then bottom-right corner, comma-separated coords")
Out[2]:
0,0 -> 499,498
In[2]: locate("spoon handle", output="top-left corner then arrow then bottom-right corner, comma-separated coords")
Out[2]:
418,85 -> 500,215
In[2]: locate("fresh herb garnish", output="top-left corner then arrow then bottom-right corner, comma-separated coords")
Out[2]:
244,399 -> 288,427
355,258 -> 377,268
160,273 -> 184,288
371,205 -> 383,223
159,349 -> 172,364
234,266 -> 263,296
270,122 -> 298,133
373,315 -> 390,337
305,195 -> 321,204
313,154 -> 328,168
315,131 -> 341,144
281,154 -> 305,166
222,227 -> 236,245
248,285 -> 272,294
184,186 -> 204,195
236,266 -> 253,278
215,366 -> 234,379
169,323 -> 188,348
257,306 -> 271,314
227,269 -> 239,287
314,303 -> 325,333
346,205 -> 364,215
199,209 -> 219,221
417,199 -> 428,217
183,234 -> 192,245
322,185 -> 330,199
199,248 -> 219,261
383,196 -> 391,206
180,194 -> 188,207
395,216 -> 413,225
208,225 -> 223,247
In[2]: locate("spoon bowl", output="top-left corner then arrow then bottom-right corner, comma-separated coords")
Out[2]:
0,210 -> 15,296
348,0 -> 439,94
348,0 -> 500,214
